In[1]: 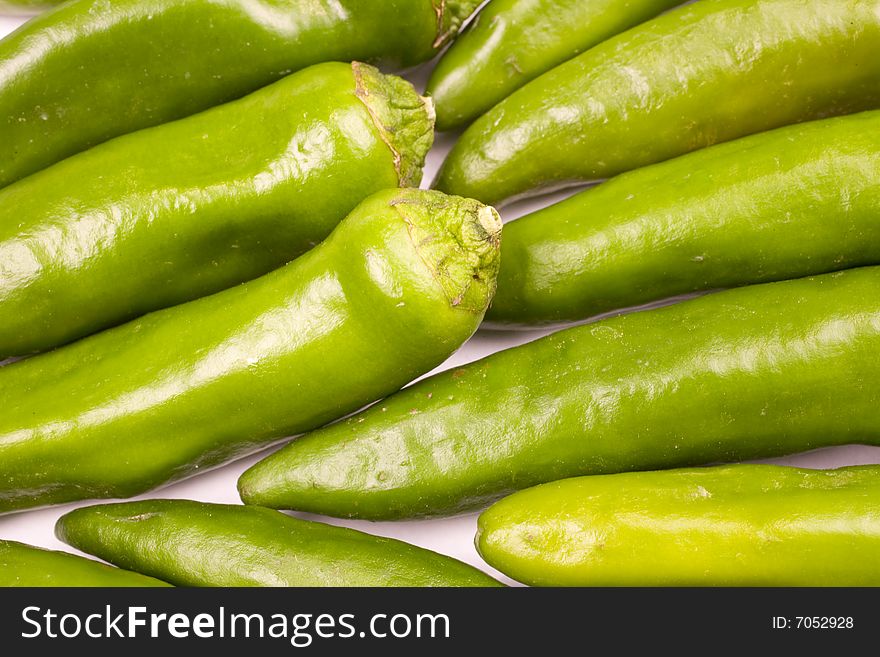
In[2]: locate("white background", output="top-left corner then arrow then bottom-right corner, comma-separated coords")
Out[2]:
2,11 -> 880,587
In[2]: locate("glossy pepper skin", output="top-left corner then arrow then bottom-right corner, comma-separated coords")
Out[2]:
240,266 -> 880,520
477,465 -> 880,587
0,62 -> 433,358
0,0 -> 480,187
0,539 -> 171,587
427,0 -> 681,131
57,500 -> 503,587
488,111 -> 880,327
0,188 -> 502,514
435,0 -> 880,206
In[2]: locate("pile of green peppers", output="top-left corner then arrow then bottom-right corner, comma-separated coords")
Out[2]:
2,0 -> 880,588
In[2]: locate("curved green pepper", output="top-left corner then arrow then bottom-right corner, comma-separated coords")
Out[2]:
0,0 -> 479,187
488,111 -> 880,327
435,0 -> 880,206
57,500 -> 503,587
1,539 -> 171,587
239,266 -> 880,519
0,188 -> 502,514
427,0 -> 681,131
0,62 -> 433,357
477,464 -> 880,586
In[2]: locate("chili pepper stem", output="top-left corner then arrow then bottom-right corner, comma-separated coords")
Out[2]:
354,62 -> 434,188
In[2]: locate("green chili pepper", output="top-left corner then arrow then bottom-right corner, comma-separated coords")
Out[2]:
434,0 -> 880,206
427,0 -> 681,131
239,266 -> 880,519
57,500 -> 503,587
1,539 -> 171,587
0,0 -> 479,187
0,188 -> 502,514
477,464 -> 880,586
0,62 -> 433,357
488,111 -> 880,327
